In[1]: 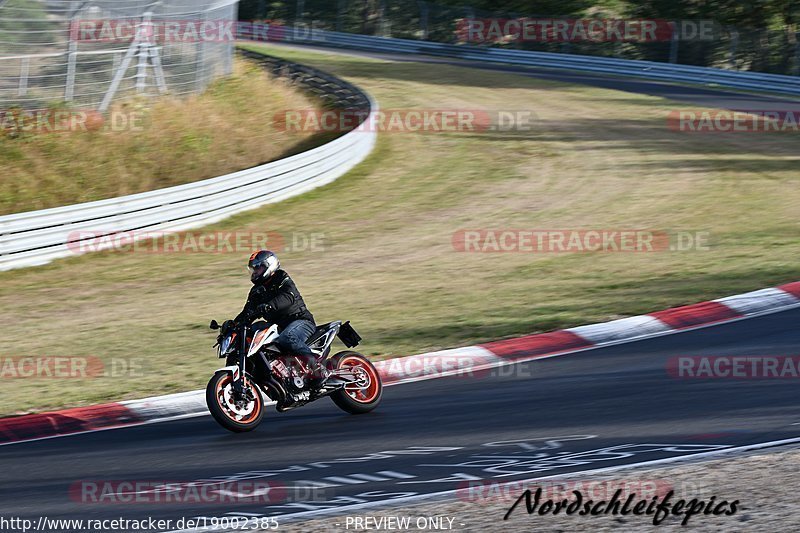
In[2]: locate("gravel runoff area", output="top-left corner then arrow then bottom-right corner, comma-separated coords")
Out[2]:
268,445 -> 800,532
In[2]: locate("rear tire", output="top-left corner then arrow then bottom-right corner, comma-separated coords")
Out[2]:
329,351 -> 382,414
206,371 -> 265,432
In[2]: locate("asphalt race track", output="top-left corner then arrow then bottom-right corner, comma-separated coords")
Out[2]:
2,52 -> 798,532
1,307 -> 799,530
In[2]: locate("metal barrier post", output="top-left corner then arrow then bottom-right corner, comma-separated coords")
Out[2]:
669,21 -> 679,63
18,57 -> 29,97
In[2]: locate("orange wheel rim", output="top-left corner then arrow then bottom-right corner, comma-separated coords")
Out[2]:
340,356 -> 380,403
215,374 -> 262,423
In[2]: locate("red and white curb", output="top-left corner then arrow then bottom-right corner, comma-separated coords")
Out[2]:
2,281 -> 799,445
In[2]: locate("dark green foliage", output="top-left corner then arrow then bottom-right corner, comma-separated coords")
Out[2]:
235,0 -> 800,73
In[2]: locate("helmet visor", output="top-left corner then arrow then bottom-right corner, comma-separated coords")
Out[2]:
248,263 -> 267,280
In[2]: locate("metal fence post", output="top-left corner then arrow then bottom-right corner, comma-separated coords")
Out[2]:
100,20 -> 145,111
336,0 -> 345,33
150,46 -> 168,93
669,21 -> 679,63
135,12 -> 154,94
65,51 -> 77,101
378,0 -> 386,37
196,10 -> 209,91
135,48 -> 149,93
224,7 -> 234,75
417,0 -> 429,40
65,2 -> 79,101
728,27 -> 739,70
795,31 -> 800,76
18,57 -> 30,97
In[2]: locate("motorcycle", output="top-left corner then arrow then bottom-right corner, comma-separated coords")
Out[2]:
205,318 -> 382,432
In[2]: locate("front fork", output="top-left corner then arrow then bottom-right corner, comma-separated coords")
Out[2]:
233,324 -> 249,396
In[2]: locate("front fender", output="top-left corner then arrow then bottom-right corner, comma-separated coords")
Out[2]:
214,365 -> 240,382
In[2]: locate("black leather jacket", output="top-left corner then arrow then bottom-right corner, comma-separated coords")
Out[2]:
235,269 -> 315,330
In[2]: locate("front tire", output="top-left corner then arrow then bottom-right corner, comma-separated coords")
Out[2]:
206,371 -> 265,432
329,351 -> 382,414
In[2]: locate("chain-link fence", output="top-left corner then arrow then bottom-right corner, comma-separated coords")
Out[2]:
0,0 -> 238,110
239,0 -> 800,76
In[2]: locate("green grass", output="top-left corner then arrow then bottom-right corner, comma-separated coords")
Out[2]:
0,44 -> 798,415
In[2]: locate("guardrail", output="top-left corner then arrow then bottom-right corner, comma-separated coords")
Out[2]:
0,49 -> 377,271
262,27 -> 800,97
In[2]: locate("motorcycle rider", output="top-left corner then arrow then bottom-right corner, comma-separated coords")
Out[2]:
234,250 -> 327,385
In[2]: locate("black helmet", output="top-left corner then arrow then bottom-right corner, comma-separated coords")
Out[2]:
247,250 -> 279,284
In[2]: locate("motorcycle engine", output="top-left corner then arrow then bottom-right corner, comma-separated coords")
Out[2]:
270,359 -> 290,379
291,374 -> 306,392
271,358 -> 306,393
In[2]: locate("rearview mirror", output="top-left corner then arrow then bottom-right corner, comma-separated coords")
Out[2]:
209,320 -> 220,330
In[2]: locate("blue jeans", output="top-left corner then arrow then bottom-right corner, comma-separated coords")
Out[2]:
275,319 -> 316,358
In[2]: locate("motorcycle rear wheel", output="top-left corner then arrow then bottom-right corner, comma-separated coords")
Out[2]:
329,351 -> 383,414
206,371 -> 265,432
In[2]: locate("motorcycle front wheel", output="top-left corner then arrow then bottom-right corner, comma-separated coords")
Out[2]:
206,371 -> 265,432
329,351 -> 383,414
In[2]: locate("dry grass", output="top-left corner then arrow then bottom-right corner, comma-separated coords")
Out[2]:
0,45 -> 797,415
0,59 -> 320,214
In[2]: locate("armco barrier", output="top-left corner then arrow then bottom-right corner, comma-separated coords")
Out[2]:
0,49 -> 377,271
258,27 -> 800,97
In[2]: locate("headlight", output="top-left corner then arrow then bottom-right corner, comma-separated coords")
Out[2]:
219,336 -> 233,358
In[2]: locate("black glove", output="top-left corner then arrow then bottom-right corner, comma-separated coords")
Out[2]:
256,303 -> 273,319
233,302 -> 272,327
